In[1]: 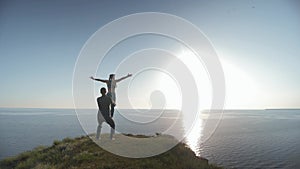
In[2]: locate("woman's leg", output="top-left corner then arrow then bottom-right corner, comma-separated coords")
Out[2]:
107,92 -> 116,117
111,93 -> 116,117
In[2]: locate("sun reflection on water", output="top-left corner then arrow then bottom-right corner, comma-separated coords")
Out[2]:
184,116 -> 203,156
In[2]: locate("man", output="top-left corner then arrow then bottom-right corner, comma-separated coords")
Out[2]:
96,87 -> 115,140
90,73 -> 132,117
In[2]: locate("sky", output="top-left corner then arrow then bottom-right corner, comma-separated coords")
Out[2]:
0,0 -> 300,109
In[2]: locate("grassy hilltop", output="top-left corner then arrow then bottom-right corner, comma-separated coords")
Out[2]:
0,134 -> 222,169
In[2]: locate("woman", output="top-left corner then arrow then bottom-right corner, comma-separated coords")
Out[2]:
90,73 -> 132,117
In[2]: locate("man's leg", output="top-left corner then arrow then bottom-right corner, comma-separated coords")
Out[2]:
96,111 -> 104,140
96,124 -> 102,140
104,116 -> 115,140
110,127 -> 115,140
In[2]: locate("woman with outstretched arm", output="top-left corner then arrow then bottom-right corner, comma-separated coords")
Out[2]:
90,73 -> 132,117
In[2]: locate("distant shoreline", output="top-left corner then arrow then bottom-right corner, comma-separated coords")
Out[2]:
265,108 -> 300,110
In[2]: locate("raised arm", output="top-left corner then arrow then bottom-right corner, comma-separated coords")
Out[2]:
90,76 -> 108,83
115,73 -> 132,82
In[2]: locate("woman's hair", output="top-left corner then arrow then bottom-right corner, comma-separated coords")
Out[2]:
109,74 -> 115,81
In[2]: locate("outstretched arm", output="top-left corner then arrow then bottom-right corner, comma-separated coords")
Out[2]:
90,76 -> 108,83
116,73 -> 132,82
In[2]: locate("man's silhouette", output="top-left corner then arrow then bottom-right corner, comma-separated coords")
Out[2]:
96,87 -> 115,140
90,73 -> 132,117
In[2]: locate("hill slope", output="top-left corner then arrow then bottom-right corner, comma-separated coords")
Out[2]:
0,135 -> 222,169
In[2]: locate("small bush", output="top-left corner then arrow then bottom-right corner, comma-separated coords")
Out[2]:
53,140 -> 60,146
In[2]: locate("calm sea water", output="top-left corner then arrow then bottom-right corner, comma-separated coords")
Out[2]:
199,110 -> 300,169
0,108 -> 299,169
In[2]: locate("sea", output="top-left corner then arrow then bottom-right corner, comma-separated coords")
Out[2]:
0,108 -> 299,169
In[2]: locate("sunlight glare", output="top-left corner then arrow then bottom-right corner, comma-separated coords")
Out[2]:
221,60 -> 259,109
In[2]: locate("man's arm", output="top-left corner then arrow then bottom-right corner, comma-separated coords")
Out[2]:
90,76 -> 108,83
115,73 -> 132,82
97,97 -> 102,110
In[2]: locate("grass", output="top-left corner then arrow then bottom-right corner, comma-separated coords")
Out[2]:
0,134 -> 223,169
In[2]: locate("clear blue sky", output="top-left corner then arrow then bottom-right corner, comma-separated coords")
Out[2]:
1,0 -> 299,109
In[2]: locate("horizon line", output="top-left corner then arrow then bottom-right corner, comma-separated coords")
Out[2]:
1,107 -> 300,110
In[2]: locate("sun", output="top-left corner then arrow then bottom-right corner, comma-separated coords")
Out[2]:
176,47 -> 213,110
176,47 -> 259,109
